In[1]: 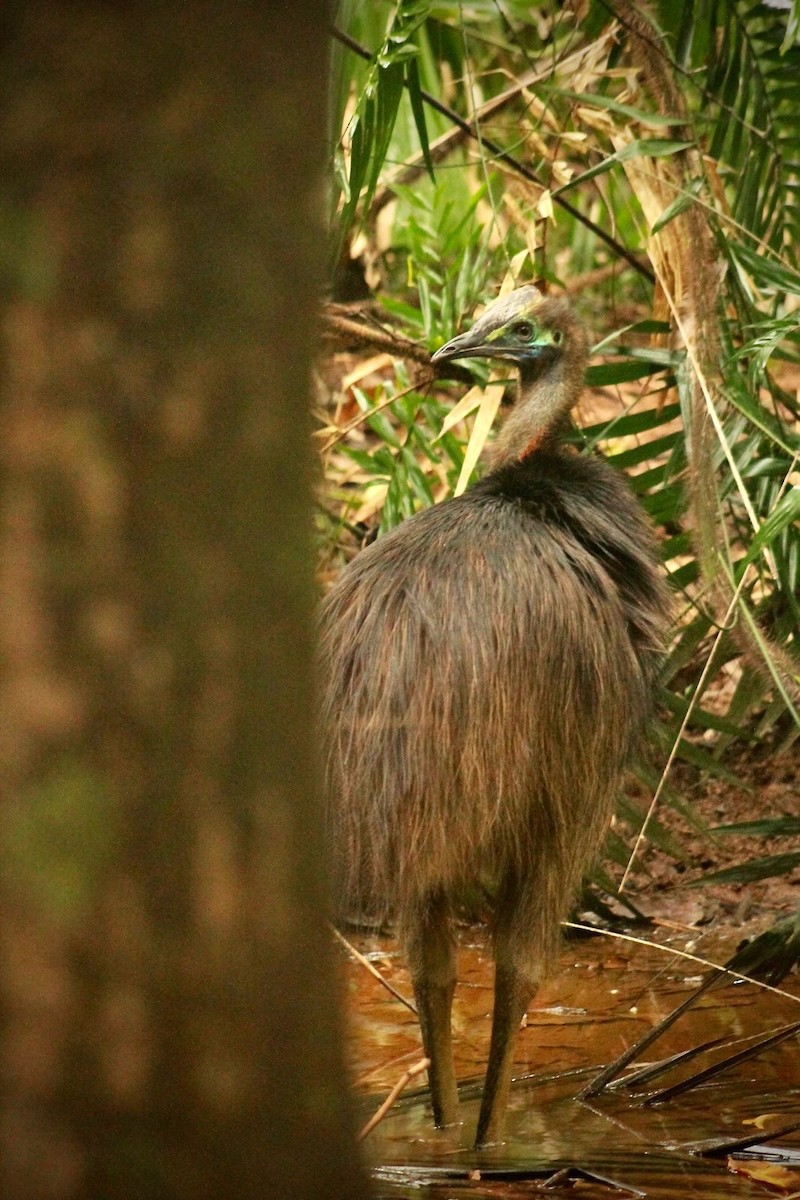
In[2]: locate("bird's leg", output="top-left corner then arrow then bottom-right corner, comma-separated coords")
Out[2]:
475,897 -> 539,1147
403,892 -> 459,1128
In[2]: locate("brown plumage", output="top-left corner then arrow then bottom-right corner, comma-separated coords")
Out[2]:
320,286 -> 669,1146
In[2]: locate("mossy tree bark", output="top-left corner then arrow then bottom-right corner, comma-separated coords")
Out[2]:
0,4 -> 367,1197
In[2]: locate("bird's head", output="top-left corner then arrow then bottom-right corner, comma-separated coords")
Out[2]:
431,286 -> 589,463
431,285 -> 585,379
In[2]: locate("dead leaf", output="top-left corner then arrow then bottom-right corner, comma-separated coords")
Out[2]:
728,1159 -> 799,1192
743,1114 -> 784,1131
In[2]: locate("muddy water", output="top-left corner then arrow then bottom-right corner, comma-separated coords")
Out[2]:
340,925 -> 800,1197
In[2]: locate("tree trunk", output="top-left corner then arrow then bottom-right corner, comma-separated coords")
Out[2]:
0,3 -> 367,1197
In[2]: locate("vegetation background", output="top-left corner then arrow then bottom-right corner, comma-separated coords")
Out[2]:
322,0 -> 800,911
1,1 -> 800,1196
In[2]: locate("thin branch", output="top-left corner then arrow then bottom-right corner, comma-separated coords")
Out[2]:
357,1056 -> 430,1140
370,66 -> 544,217
322,310 -> 433,364
319,380 -> 424,455
331,25 -> 654,284
330,925 -> 417,1014
618,578 -> 742,892
564,922 -> 800,1006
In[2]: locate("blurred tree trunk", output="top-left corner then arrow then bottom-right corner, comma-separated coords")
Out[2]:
0,4 -> 367,1198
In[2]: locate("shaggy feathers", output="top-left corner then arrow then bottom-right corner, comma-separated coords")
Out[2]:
320,448 -> 665,969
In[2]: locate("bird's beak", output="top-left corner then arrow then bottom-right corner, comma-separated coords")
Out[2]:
430,330 -> 490,363
432,329 -> 548,366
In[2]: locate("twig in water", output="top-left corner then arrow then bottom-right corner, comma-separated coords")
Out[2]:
358,1057 -> 431,1141
330,925 -> 417,1014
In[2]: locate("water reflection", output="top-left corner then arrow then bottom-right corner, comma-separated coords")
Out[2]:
341,924 -> 800,1197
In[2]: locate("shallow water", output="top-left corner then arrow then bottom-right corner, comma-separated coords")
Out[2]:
341,925 -> 800,1197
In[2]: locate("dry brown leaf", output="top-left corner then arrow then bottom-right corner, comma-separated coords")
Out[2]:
743,1114 -> 784,1130
728,1159 -> 800,1192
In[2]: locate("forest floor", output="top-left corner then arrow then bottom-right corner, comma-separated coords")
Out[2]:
633,744 -> 800,941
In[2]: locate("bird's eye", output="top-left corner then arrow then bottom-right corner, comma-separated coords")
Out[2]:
552,329 -> 564,346
511,320 -> 534,340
